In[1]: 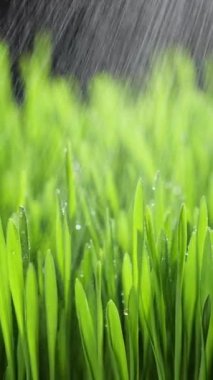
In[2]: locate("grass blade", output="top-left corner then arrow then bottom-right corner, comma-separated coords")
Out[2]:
132,179 -> 144,289
7,219 -> 25,337
106,300 -> 129,380
0,220 -> 14,379
65,144 -> 76,222
44,251 -> 58,380
75,278 -> 100,380
25,264 -> 39,380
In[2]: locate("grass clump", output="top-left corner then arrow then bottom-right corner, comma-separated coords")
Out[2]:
0,38 -> 212,379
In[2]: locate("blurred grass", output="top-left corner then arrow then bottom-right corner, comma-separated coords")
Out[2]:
0,36 -> 212,379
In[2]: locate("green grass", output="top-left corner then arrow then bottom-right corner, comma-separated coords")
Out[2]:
0,37 -> 212,379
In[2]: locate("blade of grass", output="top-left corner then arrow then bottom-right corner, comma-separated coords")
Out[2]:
132,179 -> 144,289
95,261 -> 103,376
7,219 -> 25,337
0,220 -> 14,379
25,264 -> 39,380
44,251 -> 58,380
122,253 -> 133,308
106,300 -> 129,380
75,278 -> 100,380
127,288 -> 139,380
175,205 -> 187,380
65,144 -> 76,222
19,206 -> 30,272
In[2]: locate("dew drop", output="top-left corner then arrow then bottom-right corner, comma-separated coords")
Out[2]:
124,309 -> 128,316
75,224 -> 82,231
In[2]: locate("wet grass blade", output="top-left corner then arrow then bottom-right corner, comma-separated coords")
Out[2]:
127,288 -> 139,380
44,252 -> 58,380
65,144 -> 76,222
19,206 -> 30,272
64,215 -> 72,312
183,231 -> 197,361
95,262 -> 103,375
7,219 -> 25,337
106,300 -> 129,380
132,179 -> 144,289
75,278 -> 100,380
175,205 -> 187,380
197,197 -> 208,275
25,264 -> 39,380
0,220 -> 14,379
55,197 -> 64,285
122,253 -> 133,308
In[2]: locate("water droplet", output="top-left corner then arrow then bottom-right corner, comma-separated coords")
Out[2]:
121,292 -> 125,304
75,224 -> 82,231
124,309 -> 128,316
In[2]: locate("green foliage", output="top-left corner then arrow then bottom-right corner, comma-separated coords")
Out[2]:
0,39 -> 212,379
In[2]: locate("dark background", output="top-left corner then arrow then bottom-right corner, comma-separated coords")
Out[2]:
0,1 -> 213,99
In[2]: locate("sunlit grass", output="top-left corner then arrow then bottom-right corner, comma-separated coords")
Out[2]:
0,37 -> 212,379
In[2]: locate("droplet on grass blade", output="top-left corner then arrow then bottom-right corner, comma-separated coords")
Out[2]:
75,224 -> 82,231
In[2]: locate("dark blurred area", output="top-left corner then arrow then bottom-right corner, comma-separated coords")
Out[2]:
0,1 -> 213,101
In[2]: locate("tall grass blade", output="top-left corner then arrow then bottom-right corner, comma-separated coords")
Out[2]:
127,288 -> 139,380
7,219 -> 25,337
132,179 -> 144,289
65,144 -> 76,222
19,206 -> 30,272
75,278 -> 100,380
175,205 -> 187,380
25,264 -> 39,380
106,300 -> 129,380
122,253 -> 133,308
44,252 -> 58,380
0,220 -> 14,379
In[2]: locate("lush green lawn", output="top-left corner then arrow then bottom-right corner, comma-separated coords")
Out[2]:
0,38 -> 212,379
